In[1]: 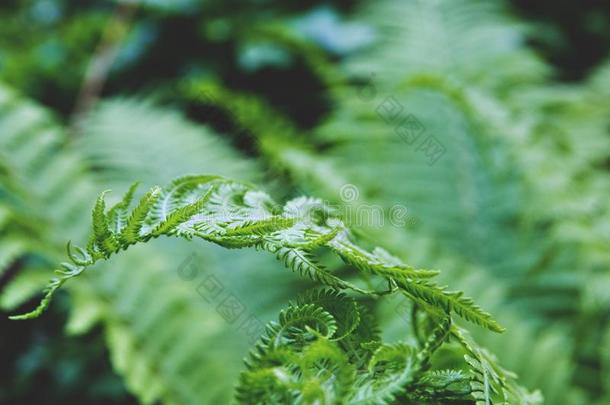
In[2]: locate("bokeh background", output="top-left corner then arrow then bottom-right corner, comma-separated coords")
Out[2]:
1,0 -> 610,403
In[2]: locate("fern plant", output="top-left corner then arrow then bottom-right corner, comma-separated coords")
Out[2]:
173,1 -> 610,401
237,288 -> 539,404
4,1 -> 607,402
11,174 -> 539,403
178,77 -> 581,402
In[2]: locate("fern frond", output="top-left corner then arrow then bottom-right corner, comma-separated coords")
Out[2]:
8,272 -> 74,320
406,369 -> 472,402
92,190 -> 119,256
12,175 -> 504,340
349,343 -> 417,404
150,184 -> 216,237
236,287 -> 534,404
107,181 -> 140,234
295,289 -> 360,340
119,186 -> 162,245
330,238 -> 440,280
0,237 -> 27,276
223,216 -> 296,237
453,326 -> 543,405
0,89 -> 297,404
174,3 -> 602,400
272,303 -> 338,346
402,279 -> 504,333
0,79 -> 544,398
329,237 -> 503,332
270,245 -> 366,293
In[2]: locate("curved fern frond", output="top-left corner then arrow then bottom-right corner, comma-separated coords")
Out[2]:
349,342 -> 417,404
296,289 -> 360,341
272,304 -> 338,347
11,175 -> 504,336
237,289 -> 530,404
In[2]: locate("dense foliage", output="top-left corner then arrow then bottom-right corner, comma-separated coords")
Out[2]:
1,0 -> 609,404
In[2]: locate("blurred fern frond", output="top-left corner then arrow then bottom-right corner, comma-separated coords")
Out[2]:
0,87 -> 296,404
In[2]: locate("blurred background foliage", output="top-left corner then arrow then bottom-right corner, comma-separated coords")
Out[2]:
0,0 -> 609,404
